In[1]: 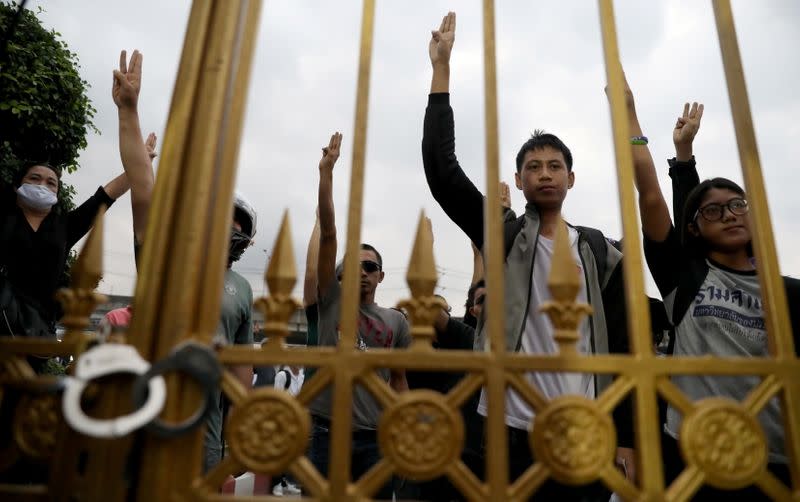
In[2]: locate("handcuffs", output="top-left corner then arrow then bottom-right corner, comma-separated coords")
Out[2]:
131,341 -> 221,437
61,341 -> 221,439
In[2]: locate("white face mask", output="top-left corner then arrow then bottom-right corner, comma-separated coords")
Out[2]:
17,183 -> 58,211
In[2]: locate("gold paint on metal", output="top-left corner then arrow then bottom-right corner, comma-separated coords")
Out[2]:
509,462 -> 549,501
2,1 -> 799,500
713,1 -> 800,492
597,1 -> 665,497
128,0 -> 264,498
378,390 -> 465,480
219,368 -> 248,406
225,388 -> 311,475
540,221 -> 593,354
405,212 -> 437,298
197,455 -> 243,495
255,210 -> 302,348
712,0 -> 794,359
481,2 -> 510,499
13,393 -> 60,460
680,398 -> 767,489
531,396 -> 616,485
56,206 -> 107,346
445,373 -> 485,408
328,0 -> 375,499
0,356 -> 35,381
354,459 -> 394,499
397,211 -> 446,348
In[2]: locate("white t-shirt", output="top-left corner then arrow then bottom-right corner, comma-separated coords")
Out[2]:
478,226 -> 595,430
274,367 -> 305,397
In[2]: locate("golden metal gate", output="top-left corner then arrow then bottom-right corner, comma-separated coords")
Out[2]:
1,0 -> 798,500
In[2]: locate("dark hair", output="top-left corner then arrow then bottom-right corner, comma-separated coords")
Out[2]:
13,161 -> 62,187
682,177 -> 751,257
515,129 -> 573,173
360,243 -> 382,268
465,279 -> 486,309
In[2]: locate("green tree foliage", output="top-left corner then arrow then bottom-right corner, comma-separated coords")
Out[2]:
0,2 -> 97,211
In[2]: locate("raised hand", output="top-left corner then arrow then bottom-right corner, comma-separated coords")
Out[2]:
429,12 -> 456,67
319,132 -> 343,172
673,102 -> 704,147
112,50 -> 142,111
500,181 -> 511,209
145,132 -> 157,161
604,67 -> 636,114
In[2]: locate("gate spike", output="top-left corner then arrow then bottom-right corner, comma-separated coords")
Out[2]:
547,220 -> 580,302
539,220 -> 592,353
57,207 -> 108,343
265,210 -> 297,296
406,211 -> 437,298
256,210 -> 301,347
397,211 -> 445,348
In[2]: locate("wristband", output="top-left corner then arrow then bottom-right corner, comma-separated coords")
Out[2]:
631,136 -> 648,145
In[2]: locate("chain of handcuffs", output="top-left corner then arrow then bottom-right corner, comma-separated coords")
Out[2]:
57,339 -> 223,439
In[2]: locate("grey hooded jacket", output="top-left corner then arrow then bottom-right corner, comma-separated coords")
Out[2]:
421,92 -> 632,446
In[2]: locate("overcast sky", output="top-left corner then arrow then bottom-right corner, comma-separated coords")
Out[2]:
26,0 -> 800,315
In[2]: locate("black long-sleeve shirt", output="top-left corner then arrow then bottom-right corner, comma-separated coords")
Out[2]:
1,186 -> 115,326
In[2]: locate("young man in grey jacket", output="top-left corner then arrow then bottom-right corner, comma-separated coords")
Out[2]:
422,12 -> 634,500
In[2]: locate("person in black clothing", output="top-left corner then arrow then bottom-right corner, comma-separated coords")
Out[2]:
423,12 -> 634,500
623,73 -> 798,500
0,163 -> 127,337
1,49 -> 153,340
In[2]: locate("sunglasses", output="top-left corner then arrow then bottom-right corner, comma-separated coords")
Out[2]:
361,260 -> 381,274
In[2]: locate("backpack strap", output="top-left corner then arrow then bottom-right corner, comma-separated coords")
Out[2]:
668,260 -> 707,354
280,369 -> 291,390
502,220 -> 610,283
575,226 -> 608,284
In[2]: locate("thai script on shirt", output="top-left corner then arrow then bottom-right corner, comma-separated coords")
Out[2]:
694,285 -> 761,311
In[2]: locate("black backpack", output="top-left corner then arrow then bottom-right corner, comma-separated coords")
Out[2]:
253,365 -> 277,388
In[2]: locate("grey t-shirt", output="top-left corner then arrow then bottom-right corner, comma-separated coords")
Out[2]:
647,229 -> 786,463
205,269 -> 254,466
310,280 -> 411,429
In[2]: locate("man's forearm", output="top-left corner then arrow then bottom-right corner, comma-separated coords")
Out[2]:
118,108 -> 153,191
103,172 -> 130,200
318,169 -> 335,237
303,217 -> 321,306
626,110 -> 660,196
430,63 -> 450,94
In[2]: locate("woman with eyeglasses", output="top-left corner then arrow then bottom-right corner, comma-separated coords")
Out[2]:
623,77 -> 800,499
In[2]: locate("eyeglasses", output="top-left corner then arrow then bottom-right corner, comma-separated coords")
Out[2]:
361,260 -> 381,273
475,295 -> 486,306
694,197 -> 749,222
